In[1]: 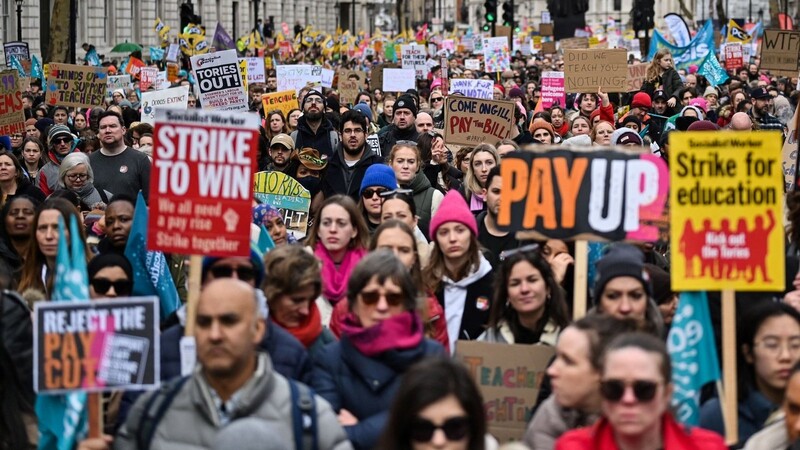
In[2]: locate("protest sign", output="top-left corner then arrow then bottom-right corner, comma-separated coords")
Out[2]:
126,57 -> 145,79
540,71 -> 565,108
167,63 -> 180,82
724,43 -> 743,70
148,109 -> 258,258
240,57 -> 266,84
455,341 -> 554,443
338,80 -> 360,105
539,23 -> 554,36
759,29 -> 800,74
261,90 -> 299,118
498,147 -> 669,242
401,44 -> 429,79
140,86 -> 190,126
444,97 -> 514,146
483,37 -> 511,73
106,75 -> 132,100
253,171 -> 312,240
449,79 -> 493,99
45,63 -> 108,108
626,63 -> 648,92
559,37 -> 589,49
541,41 -> 557,54
166,43 -> 180,62
465,59 -> 482,71
190,50 -> 248,112
669,132 -> 784,291
383,68 -> 416,92
3,41 -> 29,66
648,20 -> 714,70
0,71 -> 25,136
139,67 -> 159,91
564,49 -> 627,92
337,69 -> 367,89
783,102 -> 800,192
367,134 -> 381,156
320,68 -> 334,88
156,71 -> 168,90
34,297 -> 159,394
276,64 -> 322,93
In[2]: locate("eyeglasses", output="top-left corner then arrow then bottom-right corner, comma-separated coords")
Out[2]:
53,136 -> 72,145
67,173 -> 89,181
91,278 -> 133,296
410,417 -> 470,442
209,265 -> 256,282
359,290 -> 405,306
499,243 -> 540,261
755,337 -> 800,356
11,134 -> 22,139
361,188 -> 388,199
600,379 -> 660,403
305,97 -> 324,105
343,128 -> 365,135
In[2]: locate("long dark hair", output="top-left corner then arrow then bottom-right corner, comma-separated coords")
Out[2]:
380,358 -> 486,450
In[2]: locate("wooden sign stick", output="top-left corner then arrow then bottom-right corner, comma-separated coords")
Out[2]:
184,255 -> 204,337
87,392 -> 103,438
721,289 -> 739,445
573,240 -> 589,319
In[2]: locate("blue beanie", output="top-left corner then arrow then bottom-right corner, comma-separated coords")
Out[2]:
201,244 -> 265,287
352,103 -> 373,122
359,164 -> 397,197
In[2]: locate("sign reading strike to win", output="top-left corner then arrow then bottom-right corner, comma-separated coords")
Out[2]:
498,148 -> 669,242
34,297 -> 159,393
149,109 -> 258,258
669,132 -> 785,291
445,97 -> 514,146
563,49 -> 627,93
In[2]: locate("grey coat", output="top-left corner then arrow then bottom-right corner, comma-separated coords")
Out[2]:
523,395 -> 599,450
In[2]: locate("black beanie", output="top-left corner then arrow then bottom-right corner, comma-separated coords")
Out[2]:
302,90 -> 326,110
593,243 -> 652,303
88,253 -> 134,283
645,263 -> 672,305
394,95 -> 418,117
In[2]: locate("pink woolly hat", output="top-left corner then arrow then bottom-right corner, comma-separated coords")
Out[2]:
429,190 -> 478,238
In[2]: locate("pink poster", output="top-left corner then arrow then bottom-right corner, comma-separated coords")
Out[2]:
540,71 -> 565,109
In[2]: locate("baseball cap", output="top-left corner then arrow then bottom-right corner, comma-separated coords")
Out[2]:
751,87 -> 770,99
270,133 -> 294,150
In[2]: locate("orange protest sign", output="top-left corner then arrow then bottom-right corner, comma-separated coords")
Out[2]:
261,90 -> 299,117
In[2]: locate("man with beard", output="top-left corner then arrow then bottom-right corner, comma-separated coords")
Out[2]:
267,134 -> 294,172
89,111 -> 151,200
647,90 -> 673,146
291,90 -> 339,158
476,167 -> 520,268
320,109 -> 382,201
378,95 -> 419,155
749,87 -> 784,132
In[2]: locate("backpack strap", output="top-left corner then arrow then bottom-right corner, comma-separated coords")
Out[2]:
329,130 -> 339,154
136,376 -> 190,449
291,130 -> 299,147
289,379 -> 319,450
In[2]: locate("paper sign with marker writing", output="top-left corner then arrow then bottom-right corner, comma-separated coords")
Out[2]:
759,29 -> 800,74
564,49 -> 627,92
140,86 -> 190,125
626,63 -> 648,92
239,57 -> 266,84
382,68 -> 416,92
45,63 -> 108,108
106,75 -> 132,100
401,44 -> 429,79
0,71 -> 25,136
465,59 -> 481,71
276,65 -> 322,93
449,79 -> 493,99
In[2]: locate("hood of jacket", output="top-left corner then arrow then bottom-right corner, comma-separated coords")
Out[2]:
406,170 -> 433,194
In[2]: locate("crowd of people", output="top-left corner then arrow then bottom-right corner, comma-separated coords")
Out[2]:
1,33 -> 800,450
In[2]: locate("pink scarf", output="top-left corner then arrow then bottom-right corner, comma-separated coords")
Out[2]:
339,311 -> 424,357
314,243 -> 366,304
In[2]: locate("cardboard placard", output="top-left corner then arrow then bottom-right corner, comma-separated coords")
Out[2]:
34,297 -> 159,394
541,41 -> 557,54
190,50 -> 248,112
498,147 -> 669,242
371,64 -> 396,91
166,63 -> 180,82
261,90 -> 299,118
564,49 -> 627,92
139,67 -> 159,91
140,85 -> 190,126
253,171 -> 311,240
540,71 -> 565,108
759,29 -> 800,74
539,23 -> 554,36
444,97 -> 515,146
483,37 -> 511,73
45,63 -> 108,108
0,71 -> 25,136
782,102 -> 800,192
669,132 -> 785,291
338,80 -> 360,106
559,37 -> 589,49
455,341 -> 554,443
449,79 -> 493,99
337,69 -> 367,90
382,68 -> 416,92
626,63 -> 648,92
148,109 -> 258,258
276,65 -> 322,93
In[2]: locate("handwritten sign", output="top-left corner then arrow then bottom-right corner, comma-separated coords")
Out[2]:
45,63 -> 108,108
149,109 -> 258,257
759,29 -> 800,74
382,68 -> 416,92
401,44 -> 429,79
483,37 -> 511,73
140,86 -> 190,126
106,75 -> 132,100
262,90 -> 299,117
564,49 -> 627,92
190,49 -> 248,112
34,297 -> 159,393
276,65 -> 322,93
339,80 -> 360,105
626,63 -> 648,92
540,71 -> 565,108
0,71 -> 25,136
239,57 -> 266,84
445,97 -> 514,146
3,41 -> 29,67
253,171 -> 311,240
783,102 -> 799,192
559,37 -> 589,49
465,59 -> 482,71
370,63 -> 396,91
449,79 -> 493,99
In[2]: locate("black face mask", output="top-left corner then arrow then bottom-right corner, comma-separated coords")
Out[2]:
298,176 -> 321,198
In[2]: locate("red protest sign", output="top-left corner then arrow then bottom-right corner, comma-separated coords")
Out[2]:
724,43 -> 743,70
148,109 -> 258,258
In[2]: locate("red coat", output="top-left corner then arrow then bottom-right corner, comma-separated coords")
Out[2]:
555,414 -> 727,450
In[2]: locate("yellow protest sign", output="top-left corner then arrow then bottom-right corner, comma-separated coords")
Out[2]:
261,90 -> 299,117
669,132 -> 784,291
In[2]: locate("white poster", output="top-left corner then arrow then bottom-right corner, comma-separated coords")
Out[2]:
382,68 -> 416,92
190,49 -> 248,111
449,79 -> 493,99
401,44 -> 429,79
239,57 -> 266,84
276,65 -> 323,93
140,85 -> 191,125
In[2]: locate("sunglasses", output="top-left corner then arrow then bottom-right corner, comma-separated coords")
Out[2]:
361,188 -> 388,199
600,379 -> 660,403
410,417 -> 470,442
53,136 -> 72,145
431,97 -> 444,103
359,290 -> 405,306
209,265 -> 256,282
91,278 -> 132,296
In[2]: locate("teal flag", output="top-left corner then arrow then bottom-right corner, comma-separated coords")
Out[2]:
31,54 -> 42,79
36,215 -> 89,449
149,46 -> 165,61
257,224 -> 275,254
8,55 -> 28,77
697,52 -> 729,87
668,291 -> 721,425
648,20 -> 714,69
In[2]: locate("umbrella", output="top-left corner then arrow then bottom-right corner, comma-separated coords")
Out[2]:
110,42 -> 143,53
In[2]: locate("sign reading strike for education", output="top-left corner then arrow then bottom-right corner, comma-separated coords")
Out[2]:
445,97 -> 514,146
149,109 -> 258,258
669,132 -> 785,291
34,297 -> 159,394
140,86 -> 191,126
253,171 -> 312,240
276,65 -> 322,93
261,90 -> 299,118
540,71 -> 565,108
45,63 -> 108,108
563,49 -> 627,93
449,78 -> 493,99
0,71 -> 25,136
760,29 -> 800,74
498,148 -> 669,242
190,50 -> 248,112
626,63 -> 648,93
455,341 -> 554,443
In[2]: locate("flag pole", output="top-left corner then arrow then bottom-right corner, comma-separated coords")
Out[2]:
721,289 -> 738,445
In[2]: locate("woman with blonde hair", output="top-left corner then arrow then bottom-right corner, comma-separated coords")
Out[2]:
457,144 -> 500,214
642,49 -> 683,108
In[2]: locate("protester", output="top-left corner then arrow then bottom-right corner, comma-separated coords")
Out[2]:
253,203 -> 293,246
20,137 -> 44,186
266,110 -> 289,141
39,124 -> 77,196
379,95 -> 420,154
292,90 -> 339,157
320,110 -> 382,200
476,167 -> 521,267
89,111 -> 151,200
388,142 -> 443,238
458,144 -> 499,214
743,362 -> 800,449
55,152 -> 111,211
359,164 -> 397,234
0,151 -> 44,205
0,195 -> 38,274
642,49 -> 683,106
